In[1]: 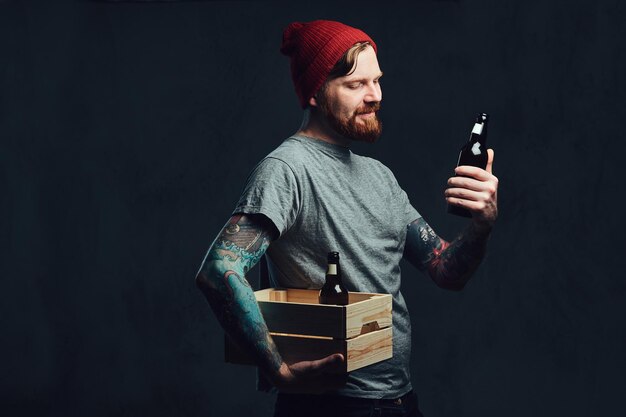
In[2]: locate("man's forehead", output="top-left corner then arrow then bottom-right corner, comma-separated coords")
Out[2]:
343,46 -> 382,80
343,70 -> 384,81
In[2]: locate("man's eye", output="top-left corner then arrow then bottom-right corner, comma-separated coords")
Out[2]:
348,83 -> 362,89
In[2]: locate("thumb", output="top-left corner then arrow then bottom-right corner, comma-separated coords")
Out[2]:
485,148 -> 495,174
317,353 -> 344,368
289,353 -> 345,377
309,353 -> 345,373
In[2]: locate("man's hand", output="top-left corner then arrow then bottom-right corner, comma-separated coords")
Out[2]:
268,354 -> 347,394
404,150 -> 497,289
445,148 -> 498,230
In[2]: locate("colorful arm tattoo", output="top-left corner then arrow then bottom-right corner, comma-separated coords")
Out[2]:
403,218 -> 491,290
195,213 -> 282,378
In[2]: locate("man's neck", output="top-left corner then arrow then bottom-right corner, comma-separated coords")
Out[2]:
295,110 -> 351,148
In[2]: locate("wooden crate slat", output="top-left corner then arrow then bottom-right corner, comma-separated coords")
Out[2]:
345,294 -> 392,338
254,288 -> 275,302
346,327 -> 393,372
279,288 -> 319,304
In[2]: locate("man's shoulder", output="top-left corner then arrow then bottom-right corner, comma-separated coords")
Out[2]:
263,136 -> 310,167
245,137 -> 306,181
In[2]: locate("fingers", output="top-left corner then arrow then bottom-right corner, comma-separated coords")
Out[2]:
485,148 -> 494,174
446,152 -> 498,219
446,195 -> 488,212
445,187 -> 489,203
454,165 -> 494,181
447,175 -> 498,193
455,148 -> 494,178
445,186 -> 496,213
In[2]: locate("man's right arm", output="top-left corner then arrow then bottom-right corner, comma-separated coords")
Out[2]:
195,213 -> 285,382
195,213 -> 343,391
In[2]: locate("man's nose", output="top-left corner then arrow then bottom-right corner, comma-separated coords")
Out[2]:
364,82 -> 382,103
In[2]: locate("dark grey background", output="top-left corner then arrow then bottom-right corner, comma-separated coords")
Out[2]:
2,1 -> 625,416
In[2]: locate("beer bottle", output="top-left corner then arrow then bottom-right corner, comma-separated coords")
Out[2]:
448,113 -> 489,218
319,251 -> 349,306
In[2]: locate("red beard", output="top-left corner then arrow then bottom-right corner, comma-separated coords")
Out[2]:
318,99 -> 382,143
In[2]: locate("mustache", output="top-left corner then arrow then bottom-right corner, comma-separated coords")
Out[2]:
355,102 -> 381,115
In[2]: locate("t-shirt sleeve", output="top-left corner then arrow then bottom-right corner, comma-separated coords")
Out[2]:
397,187 -> 421,225
232,157 -> 300,237
378,160 -> 421,225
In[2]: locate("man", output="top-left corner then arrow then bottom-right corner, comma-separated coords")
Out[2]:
196,20 -> 498,417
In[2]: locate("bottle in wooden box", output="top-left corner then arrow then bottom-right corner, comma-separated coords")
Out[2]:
319,251 -> 349,305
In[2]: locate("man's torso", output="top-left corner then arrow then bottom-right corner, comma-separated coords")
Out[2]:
234,134 -> 420,398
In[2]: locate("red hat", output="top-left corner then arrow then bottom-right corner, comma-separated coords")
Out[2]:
280,20 -> 377,108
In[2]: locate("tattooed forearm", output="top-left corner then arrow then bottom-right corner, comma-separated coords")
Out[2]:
404,218 -> 490,290
195,214 -> 282,377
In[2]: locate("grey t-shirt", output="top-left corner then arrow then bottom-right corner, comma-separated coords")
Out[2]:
234,134 -> 421,399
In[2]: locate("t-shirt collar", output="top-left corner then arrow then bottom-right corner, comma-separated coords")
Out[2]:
291,134 -> 352,158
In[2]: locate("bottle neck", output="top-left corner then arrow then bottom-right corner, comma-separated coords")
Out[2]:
326,263 -> 342,282
470,122 -> 487,144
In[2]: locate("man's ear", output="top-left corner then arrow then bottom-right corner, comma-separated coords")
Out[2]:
308,96 -> 319,108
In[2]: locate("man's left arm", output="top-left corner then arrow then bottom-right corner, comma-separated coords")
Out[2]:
403,149 -> 498,290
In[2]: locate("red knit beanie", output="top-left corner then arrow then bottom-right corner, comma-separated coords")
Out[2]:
280,20 -> 377,108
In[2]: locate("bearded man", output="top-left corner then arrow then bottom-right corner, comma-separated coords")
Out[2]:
195,20 -> 498,417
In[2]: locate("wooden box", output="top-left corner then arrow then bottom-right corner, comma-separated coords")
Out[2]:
225,288 -> 393,373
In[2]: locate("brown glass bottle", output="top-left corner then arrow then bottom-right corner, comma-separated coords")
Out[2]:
448,113 -> 489,218
319,252 -> 349,306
